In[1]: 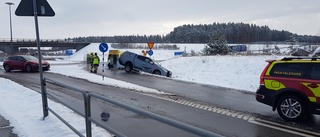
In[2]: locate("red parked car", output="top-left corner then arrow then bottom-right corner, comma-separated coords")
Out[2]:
3,55 -> 50,72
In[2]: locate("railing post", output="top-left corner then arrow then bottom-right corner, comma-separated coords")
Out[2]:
42,78 -> 49,119
85,92 -> 92,137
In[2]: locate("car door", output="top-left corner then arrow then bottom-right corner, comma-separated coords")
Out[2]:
141,56 -> 153,73
136,55 -> 153,73
16,56 -> 26,70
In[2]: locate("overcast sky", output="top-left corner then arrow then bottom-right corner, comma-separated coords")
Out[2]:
1,0 -> 320,40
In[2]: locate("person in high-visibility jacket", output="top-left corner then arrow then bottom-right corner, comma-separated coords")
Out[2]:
92,52 -> 100,73
89,52 -> 94,72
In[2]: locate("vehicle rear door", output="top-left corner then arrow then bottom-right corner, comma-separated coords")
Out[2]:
269,62 -> 320,105
266,62 -> 308,91
303,63 -> 320,105
135,55 -> 144,70
9,56 -> 19,69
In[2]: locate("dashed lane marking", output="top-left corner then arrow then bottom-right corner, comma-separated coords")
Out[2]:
143,93 -> 256,121
143,93 -> 319,136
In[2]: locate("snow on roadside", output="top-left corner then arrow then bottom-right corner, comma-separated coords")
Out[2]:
161,55 -> 286,92
0,78 -> 111,137
48,64 -> 170,95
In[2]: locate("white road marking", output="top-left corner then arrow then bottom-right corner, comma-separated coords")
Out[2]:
249,119 -> 318,137
143,93 -> 319,136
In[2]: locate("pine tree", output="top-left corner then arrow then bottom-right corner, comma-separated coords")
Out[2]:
203,32 -> 229,55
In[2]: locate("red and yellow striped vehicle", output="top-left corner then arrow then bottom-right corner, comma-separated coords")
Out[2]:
256,57 -> 320,121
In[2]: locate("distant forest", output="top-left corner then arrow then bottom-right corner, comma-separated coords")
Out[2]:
69,22 -> 320,44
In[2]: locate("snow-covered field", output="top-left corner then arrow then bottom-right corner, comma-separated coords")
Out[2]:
0,43 -> 294,136
65,43 -> 288,92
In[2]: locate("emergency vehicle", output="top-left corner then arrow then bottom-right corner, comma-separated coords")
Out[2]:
256,57 -> 320,121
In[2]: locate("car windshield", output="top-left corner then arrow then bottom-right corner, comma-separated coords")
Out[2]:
23,55 -> 39,61
153,60 -> 160,65
152,59 -> 167,69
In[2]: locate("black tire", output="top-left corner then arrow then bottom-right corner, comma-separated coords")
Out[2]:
43,67 -> 49,71
166,71 -> 172,77
276,95 -> 306,122
25,64 -> 32,72
153,70 -> 161,75
124,62 -> 133,73
4,64 -> 11,72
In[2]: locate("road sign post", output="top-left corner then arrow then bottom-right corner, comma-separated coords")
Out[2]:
99,43 -> 108,80
15,0 -> 55,121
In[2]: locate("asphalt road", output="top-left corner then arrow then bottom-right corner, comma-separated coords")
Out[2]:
98,66 -> 320,120
0,66 -> 319,137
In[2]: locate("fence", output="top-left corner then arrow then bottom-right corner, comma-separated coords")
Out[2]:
0,38 -> 69,43
42,77 -> 222,137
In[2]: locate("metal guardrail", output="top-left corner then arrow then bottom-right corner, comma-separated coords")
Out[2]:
43,77 -> 88,137
0,38 -> 72,43
43,77 -> 222,137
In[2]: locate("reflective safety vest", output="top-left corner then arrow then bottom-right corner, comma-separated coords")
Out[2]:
89,54 -> 94,63
93,56 -> 100,65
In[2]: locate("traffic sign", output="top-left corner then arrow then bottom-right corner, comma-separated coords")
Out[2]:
148,50 -> 153,56
15,0 -> 55,16
147,42 -> 154,50
65,49 -> 73,56
99,43 -> 108,52
142,50 -> 147,56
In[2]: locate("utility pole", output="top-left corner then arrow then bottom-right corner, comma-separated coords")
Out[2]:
5,2 -> 14,47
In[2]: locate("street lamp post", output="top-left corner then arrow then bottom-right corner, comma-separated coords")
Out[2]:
5,2 -> 14,47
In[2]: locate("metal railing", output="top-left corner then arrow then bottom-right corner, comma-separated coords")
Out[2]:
0,38 -> 72,43
43,77 -> 222,137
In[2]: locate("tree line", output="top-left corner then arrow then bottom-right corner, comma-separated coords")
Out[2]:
68,22 -> 320,44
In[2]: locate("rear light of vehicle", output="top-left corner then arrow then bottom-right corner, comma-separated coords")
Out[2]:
260,62 -> 272,85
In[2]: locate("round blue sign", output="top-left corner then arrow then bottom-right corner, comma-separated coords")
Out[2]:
148,50 -> 153,56
99,43 -> 108,52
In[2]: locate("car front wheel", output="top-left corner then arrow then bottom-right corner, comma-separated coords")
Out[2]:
153,70 -> 161,75
25,64 -> 32,72
276,95 -> 306,122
